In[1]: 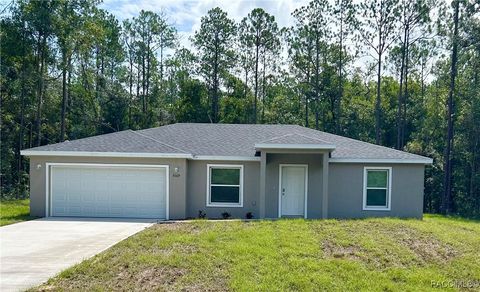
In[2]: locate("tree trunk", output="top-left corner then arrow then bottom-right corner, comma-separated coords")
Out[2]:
396,27 -> 407,150
262,50 -> 266,124
128,56 -> 133,128
160,45 -> 164,93
142,53 -> 146,113
315,32 -> 320,130
336,16 -> 344,135
442,0 -> 460,214
254,36 -> 259,124
375,50 -> 382,145
35,34 -> 46,147
17,23 -> 27,189
60,50 -> 68,142
136,58 -> 141,107
401,30 -> 410,149
146,42 -> 151,112
305,97 -> 309,127
212,42 -> 219,123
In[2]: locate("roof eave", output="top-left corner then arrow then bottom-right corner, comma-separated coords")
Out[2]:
329,158 -> 433,164
20,150 -> 193,159
192,155 -> 261,161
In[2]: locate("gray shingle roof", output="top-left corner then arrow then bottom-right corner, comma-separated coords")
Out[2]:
22,123 -> 432,162
25,130 -> 188,154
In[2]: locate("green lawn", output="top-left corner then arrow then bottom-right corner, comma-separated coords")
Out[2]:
0,199 -> 36,226
35,215 -> 479,291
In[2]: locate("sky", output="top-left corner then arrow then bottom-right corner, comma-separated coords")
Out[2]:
100,0 -> 310,50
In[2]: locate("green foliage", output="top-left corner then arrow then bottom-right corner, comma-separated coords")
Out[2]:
173,77 -> 208,123
192,7 -> 236,122
238,8 -> 280,123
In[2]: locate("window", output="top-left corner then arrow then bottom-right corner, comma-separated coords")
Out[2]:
363,167 -> 392,210
207,164 -> 243,207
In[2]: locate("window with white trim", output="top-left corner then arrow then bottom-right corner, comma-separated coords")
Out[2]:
363,167 -> 391,210
207,164 -> 243,207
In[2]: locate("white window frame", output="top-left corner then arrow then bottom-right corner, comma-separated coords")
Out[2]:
206,164 -> 244,207
363,166 -> 392,211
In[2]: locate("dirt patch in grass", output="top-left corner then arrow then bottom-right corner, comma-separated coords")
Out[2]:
116,266 -> 187,290
153,221 -> 206,235
392,228 -> 458,263
320,222 -> 459,269
322,240 -> 364,260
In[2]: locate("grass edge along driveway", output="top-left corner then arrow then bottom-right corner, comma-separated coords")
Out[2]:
0,199 -> 36,226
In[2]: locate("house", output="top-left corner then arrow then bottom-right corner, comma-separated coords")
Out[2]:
21,123 -> 433,220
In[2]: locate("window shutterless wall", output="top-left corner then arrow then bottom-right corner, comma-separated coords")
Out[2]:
328,163 -> 425,219
186,160 -> 260,219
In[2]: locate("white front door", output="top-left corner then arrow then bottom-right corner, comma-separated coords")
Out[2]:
280,165 -> 307,217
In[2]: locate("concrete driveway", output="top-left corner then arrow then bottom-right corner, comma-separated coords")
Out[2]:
0,217 -> 154,292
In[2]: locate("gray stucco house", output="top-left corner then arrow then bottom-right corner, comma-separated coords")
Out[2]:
21,123 -> 433,220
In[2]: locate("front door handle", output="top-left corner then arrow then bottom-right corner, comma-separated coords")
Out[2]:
282,188 -> 285,195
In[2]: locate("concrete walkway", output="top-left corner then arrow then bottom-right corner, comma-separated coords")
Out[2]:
0,217 -> 154,292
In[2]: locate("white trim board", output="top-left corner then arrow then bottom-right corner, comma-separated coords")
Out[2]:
21,151 -> 263,162
22,151 -> 432,164
193,155 -> 260,161
362,166 -> 392,211
45,162 -> 170,219
329,158 -> 433,164
206,164 -> 244,208
22,150 -> 192,159
255,143 -> 335,150
278,164 -> 309,219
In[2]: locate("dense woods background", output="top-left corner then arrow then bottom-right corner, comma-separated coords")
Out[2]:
1,0 -> 479,217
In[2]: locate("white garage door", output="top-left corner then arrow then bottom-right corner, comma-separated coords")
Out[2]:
50,164 -> 168,219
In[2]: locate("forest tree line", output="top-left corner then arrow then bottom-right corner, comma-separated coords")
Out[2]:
1,0 -> 479,217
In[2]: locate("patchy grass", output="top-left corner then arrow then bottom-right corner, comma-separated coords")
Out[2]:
0,199 -> 36,226
34,215 -> 480,291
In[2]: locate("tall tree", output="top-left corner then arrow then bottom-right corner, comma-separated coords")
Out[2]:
192,7 -> 236,123
19,0 -> 57,146
394,0 -> 432,150
290,0 -> 332,130
239,8 -> 280,123
53,0 -> 96,141
156,12 -> 177,91
331,0 -> 356,134
358,0 -> 399,144
442,0 -> 460,214
122,10 -> 176,127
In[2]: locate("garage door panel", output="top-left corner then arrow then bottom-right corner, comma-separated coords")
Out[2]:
50,165 -> 167,219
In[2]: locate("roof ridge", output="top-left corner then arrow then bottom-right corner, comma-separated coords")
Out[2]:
258,132 -> 333,144
131,130 -> 190,154
292,132 -> 333,144
258,133 -> 295,143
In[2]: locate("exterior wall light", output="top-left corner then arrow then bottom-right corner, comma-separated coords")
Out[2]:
173,167 -> 180,177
